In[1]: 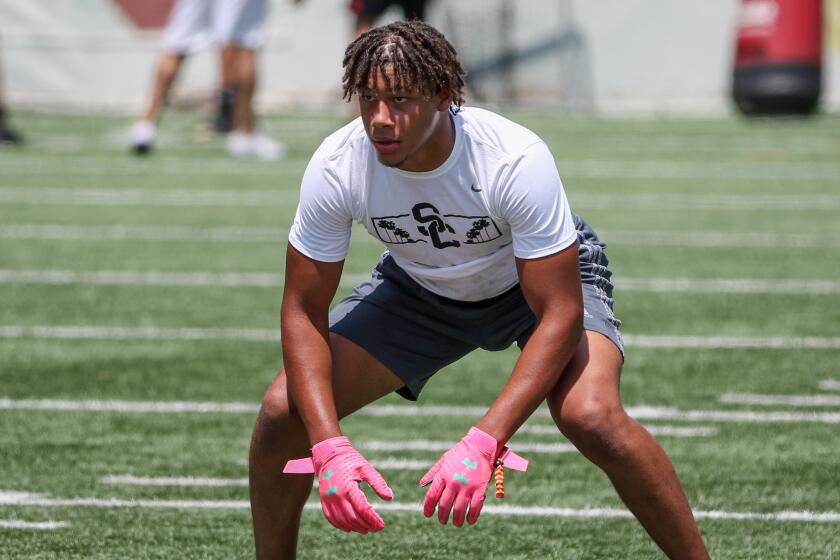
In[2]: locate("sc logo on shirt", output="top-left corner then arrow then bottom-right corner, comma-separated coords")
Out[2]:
372,202 -> 502,250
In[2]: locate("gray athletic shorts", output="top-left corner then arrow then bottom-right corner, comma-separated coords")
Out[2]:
329,214 -> 623,401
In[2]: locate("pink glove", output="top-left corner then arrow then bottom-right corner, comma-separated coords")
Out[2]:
283,436 -> 393,534
419,427 -> 528,527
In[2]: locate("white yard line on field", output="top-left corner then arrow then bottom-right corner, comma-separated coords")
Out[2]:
101,460 -> 431,488
4,224 -> 840,250
101,476 -> 248,487
0,325 -> 280,342
0,492 -> 838,522
573,192 -> 840,210
623,335 -> 840,349
362,404 -> 840,424
519,424 -> 718,437
0,269 -> 369,289
719,393 -> 840,407
617,278 -> 840,295
0,188 -> 296,207
372,458 -> 437,470
3,269 -> 840,295
599,230 -> 840,249
0,161 -> 299,177
0,520 -> 69,530
2,325 -> 840,349
818,379 -> 840,392
554,160 -> 840,184
0,398 -> 260,414
232,457 -> 430,470
2,398 -> 840,424
359,441 -> 578,454
3,188 -> 840,208
0,224 -> 288,242
3,158 -> 840,182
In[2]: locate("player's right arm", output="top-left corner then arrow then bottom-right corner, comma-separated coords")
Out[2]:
280,244 -> 344,443
281,246 -> 394,535
280,138 -> 393,534
282,139 -> 354,441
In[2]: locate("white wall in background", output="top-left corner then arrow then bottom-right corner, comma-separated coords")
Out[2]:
1,0 -> 837,114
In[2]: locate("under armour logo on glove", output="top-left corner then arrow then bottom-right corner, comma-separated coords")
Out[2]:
283,436 -> 393,533
419,426 -> 528,528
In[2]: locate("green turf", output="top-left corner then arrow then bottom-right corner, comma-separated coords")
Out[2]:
0,109 -> 839,559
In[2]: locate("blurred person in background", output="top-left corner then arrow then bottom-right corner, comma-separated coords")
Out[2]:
248,20 -> 709,560
130,0 -> 285,160
350,0 -> 430,38
0,49 -> 23,146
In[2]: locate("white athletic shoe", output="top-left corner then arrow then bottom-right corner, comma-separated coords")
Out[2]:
226,131 -> 286,161
129,120 -> 156,155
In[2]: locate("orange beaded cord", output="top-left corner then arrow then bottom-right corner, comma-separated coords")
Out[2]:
493,460 -> 505,498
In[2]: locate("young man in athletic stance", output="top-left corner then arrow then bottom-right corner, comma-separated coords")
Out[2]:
249,21 -> 709,560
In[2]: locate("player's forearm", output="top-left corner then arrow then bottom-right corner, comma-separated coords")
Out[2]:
280,307 -> 342,444
476,313 -> 582,447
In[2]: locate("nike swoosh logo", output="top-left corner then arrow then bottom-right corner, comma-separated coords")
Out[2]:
470,184 -> 482,192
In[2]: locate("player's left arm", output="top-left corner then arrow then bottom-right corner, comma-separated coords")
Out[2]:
418,245 -> 582,526
419,140 -> 582,526
477,246 -> 583,444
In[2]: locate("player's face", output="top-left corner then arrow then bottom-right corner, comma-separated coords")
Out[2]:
359,67 -> 453,172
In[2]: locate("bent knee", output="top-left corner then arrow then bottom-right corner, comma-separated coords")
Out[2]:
259,383 -> 296,425
557,398 -> 632,458
251,384 -> 308,459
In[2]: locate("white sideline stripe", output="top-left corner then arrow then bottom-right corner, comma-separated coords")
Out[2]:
0,493 -> 838,523
818,379 -> 840,392
519,424 -> 718,438
359,441 -> 577,454
2,325 -> 839,349
4,269 -> 840,295
719,393 -> 840,407
4,225 -> 840,251
2,398 -> 840,424
0,520 -> 69,530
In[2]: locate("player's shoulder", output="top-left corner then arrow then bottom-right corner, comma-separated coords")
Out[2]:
308,117 -> 370,173
457,106 -> 545,159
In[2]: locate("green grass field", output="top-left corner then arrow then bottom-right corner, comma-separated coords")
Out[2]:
1,109 -> 839,559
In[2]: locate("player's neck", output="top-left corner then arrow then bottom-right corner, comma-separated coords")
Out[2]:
398,112 -> 455,173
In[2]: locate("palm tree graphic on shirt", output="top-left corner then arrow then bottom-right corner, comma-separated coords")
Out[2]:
371,204 -> 502,248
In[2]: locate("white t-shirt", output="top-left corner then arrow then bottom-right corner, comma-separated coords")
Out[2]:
288,107 -> 576,302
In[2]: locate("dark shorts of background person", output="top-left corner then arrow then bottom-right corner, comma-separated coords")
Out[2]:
328,214 -> 623,401
349,0 -> 428,20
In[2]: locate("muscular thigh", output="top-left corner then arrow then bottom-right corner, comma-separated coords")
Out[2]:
265,332 -> 405,421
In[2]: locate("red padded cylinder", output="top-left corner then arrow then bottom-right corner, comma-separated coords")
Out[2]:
732,0 -> 822,115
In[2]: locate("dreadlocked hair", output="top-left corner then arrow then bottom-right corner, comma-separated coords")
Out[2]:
342,20 -> 466,110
